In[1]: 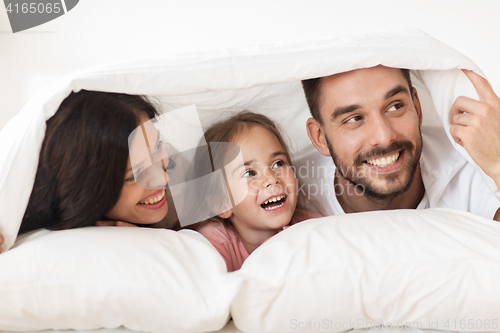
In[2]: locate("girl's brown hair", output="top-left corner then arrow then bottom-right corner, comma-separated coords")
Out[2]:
187,111 -> 294,234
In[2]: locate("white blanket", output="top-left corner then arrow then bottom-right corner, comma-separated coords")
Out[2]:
1,28 -> 500,332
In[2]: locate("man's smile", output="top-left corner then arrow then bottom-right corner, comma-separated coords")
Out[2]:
363,150 -> 405,173
365,151 -> 400,168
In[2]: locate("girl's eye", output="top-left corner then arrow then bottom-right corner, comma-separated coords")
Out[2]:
272,160 -> 285,169
242,169 -> 257,178
388,103 -> 403,112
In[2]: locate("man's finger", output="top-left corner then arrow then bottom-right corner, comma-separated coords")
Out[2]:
449,95 -> 484,122
449,124 -> 468,147
462,69 -> 497,103
451,112 -> 473,127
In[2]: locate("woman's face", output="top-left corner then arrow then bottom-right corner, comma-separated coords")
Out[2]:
105,115 -> 170,224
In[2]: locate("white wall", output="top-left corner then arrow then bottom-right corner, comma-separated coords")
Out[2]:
1,0 -> 499,131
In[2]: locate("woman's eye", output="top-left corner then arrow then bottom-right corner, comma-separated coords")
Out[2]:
131,167 -> 143,181
272,160 -> 285,169
164,158 -> 176,171
388,103 -> 403,112
242,169 -> 257,178
125,171 -> 137,182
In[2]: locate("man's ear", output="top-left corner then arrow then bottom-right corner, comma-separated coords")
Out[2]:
218,210 -> 232,219
412,87 -> 423,127
306,117 -> 331,157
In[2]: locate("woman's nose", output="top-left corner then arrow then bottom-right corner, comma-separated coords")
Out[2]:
139,163 -> 169,189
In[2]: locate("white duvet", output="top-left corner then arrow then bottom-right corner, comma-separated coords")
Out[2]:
1,28 -> 500,332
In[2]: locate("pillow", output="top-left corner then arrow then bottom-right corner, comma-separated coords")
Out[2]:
231,208 -> 500,333
0,227 -> 240,332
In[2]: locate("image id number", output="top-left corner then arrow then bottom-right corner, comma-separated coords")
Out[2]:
6,2 -> 61,14
444,319 -> 498,330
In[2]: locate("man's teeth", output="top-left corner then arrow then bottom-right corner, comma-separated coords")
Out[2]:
263,195 -> 285,205
139,190 -> 165,205
366,152 -> 400,168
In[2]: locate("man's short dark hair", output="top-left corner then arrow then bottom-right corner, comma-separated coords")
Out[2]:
301,68 -> 413,124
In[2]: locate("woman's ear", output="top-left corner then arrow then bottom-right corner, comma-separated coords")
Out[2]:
218,210 -> 232,219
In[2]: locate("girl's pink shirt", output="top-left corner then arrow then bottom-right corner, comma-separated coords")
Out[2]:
197,209 -> 322,272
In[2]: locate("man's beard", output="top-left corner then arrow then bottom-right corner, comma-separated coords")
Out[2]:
326,131 -> 422,201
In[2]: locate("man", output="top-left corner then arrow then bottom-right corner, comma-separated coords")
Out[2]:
301,65 -> 500,220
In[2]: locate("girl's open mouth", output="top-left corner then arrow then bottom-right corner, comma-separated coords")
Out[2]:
260,194 -> 287,211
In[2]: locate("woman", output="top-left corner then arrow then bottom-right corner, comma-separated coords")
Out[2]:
19,90 -> 177,235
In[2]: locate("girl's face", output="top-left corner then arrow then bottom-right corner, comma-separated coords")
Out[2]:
105,115 -> 170,224
224,125 -> 297,232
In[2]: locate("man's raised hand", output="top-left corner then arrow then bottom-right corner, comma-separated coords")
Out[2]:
449,69 -> 500,184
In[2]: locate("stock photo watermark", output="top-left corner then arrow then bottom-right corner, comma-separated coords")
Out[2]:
290,318 -> 499,331
3,0 -> 79,33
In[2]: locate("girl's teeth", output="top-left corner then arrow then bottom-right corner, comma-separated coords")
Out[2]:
263,195 -> 285,205
264,201 -> 285,211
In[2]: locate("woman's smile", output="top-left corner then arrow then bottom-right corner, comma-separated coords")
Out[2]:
137,189 -> 167,210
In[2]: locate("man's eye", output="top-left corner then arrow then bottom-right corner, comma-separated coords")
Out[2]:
388,103 -> 403,112
272,160 -> 285,169
242,169 -> 257,178
345,116 -> 362,123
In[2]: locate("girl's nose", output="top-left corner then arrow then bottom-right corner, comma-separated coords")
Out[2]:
263,171 -> 280,188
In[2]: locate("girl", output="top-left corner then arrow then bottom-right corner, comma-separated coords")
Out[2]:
193,112 -> 321,272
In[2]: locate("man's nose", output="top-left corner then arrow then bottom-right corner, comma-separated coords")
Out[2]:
366,114 -> 397,147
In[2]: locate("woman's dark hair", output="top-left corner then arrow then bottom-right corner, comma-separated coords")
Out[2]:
19,90 -> 158,234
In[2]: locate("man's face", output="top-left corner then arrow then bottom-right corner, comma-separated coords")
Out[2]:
312,66 -> 423,200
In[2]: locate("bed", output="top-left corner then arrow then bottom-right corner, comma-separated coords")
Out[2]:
1,1 -> 500,333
